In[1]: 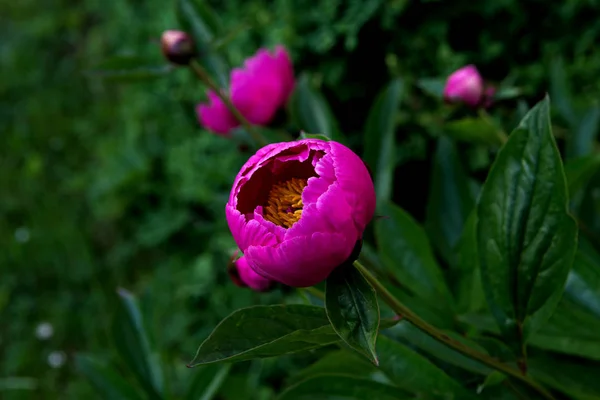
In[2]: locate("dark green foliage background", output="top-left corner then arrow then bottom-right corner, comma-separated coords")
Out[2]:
2,0 -> 599,398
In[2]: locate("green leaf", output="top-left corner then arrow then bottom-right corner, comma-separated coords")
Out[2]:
564,251 -> 600,319
476,96 -> 578,352
477,371 -> 507,395
363,78 -> 403,204
113,289 -> 163,399
75,355 -> 144,400
290,350 -> 380,385
85,55 -> 172,82
277,374 -> 411,400
376,336 -> 474,399
289,75 -> 342,142
325,266 -> 380,364
529,353 -> 600,400
175,0 -> 228,86
493,86 -> 522,101
549,56 -> 576,126
445,118 -> 503,146
425,136 -> 476,264
189,305 -> 338,366
375,201 -> 454,309
567,105 -> 600,159
565,153 -> 600,200
454,212 -> 486,314
416,77 -> 444,99
299,132 -> 331,141
186,364 -> 232,400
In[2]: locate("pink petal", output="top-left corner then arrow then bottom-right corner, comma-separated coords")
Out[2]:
196,90 -> 239,135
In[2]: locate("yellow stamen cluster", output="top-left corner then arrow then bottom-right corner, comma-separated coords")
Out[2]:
264,178 -> 308,228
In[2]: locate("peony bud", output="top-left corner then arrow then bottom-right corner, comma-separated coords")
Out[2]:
443,65 -> 484,108
161,30 -> 196,66
196,45 -> 295,135
228,253 -> 274,292
225,139 -> 376,287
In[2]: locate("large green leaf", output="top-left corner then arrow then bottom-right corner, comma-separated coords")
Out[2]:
189,305 -> 338,366
363,79 -> 404,204
476,97 -> 578,352
113,289 -> 163,399
277,374 -> 411,400
425,136 -> 476,264
289,350 -> 381,386
75,355 -> 144,400
564,153 -> 600,198
325,266 -> 380,364
567,105 -> 600,159
564,251 -> 600,319
375,201 -> 454,309
289,75 -> 342,142
376,336 -> 474,399
175,0 -> 228,86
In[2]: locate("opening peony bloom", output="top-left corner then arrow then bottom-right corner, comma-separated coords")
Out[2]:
226,139 -> 376,287
228,254 -> 274,292
196,46 -> 295,135
443,65 -> 484,108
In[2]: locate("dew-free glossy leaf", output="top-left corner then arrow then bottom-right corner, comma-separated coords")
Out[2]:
289,75 -> 341,141
363,79 -> 403,204
113,289 -> 163,399
426,136 -> 476,264
476,96 -> 578,351
189,305 -> 338,366
277,374 -> 411,400
75,355 -> 144,400
325,266 -> 380,364
175,0 -> 228,86
375,201 -> 453,308
377,336 -> 474,399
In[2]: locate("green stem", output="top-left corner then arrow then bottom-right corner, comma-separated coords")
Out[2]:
353,260 -> 555,400
478,109 -> 508,145
189,59 -> 268,147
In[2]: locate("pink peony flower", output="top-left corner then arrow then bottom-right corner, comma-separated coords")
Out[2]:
225,139 -> 376,287
228,254 -> 273,292
443,65 -> 484,108
197,46 -> 295,134
196,90 -> 239,135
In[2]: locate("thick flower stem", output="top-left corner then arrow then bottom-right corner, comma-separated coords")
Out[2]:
353,260 -> 555,400
189,59 -> 269,147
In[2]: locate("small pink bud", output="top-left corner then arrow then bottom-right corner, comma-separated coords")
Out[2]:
161,30 -> 196,66
228,253 -> 274,292
443,65 -> 484,108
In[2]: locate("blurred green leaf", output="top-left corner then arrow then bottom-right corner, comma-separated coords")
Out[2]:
564,153 -> 600,198
445,118 -> 503,146
363,78 -> 404,204
277,374 -> 411,400
86,55 -> 172,82
416,77 -> 444,99
529,353 -> 600,400
376,336 -> 474,399
454,212 -> 486,314
299,132 -> 331,141
549,56 -> 576,126
113,289 -> 163,399
189,305 -> 338,366
75,355 -> 144,400
567,105 -> 600,159
476,371 -> 506,395
425,136 -> 476,264
493,86 -> 522,101
290,350 -> 380,385
564,251 -> 600,319
325,266 -> 380,364
375,201 -> 454,309
175,0 -> 229,86
477,97 -> 577,353
289,75 -> 342,141
186,364 -> 232,400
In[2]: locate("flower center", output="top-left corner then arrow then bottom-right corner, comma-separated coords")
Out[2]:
263,178 -> 307,228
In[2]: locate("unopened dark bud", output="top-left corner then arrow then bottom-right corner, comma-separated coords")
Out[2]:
161,30 -> 196,66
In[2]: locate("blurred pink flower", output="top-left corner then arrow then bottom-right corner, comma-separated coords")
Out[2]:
197,46 -> 295,134
482,86 -> 496,108
161,30 -> 196,65
225,139 -> 376,287
196,91 -> 239,135
443,65 -> 484,107
228,255 -> 273,292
